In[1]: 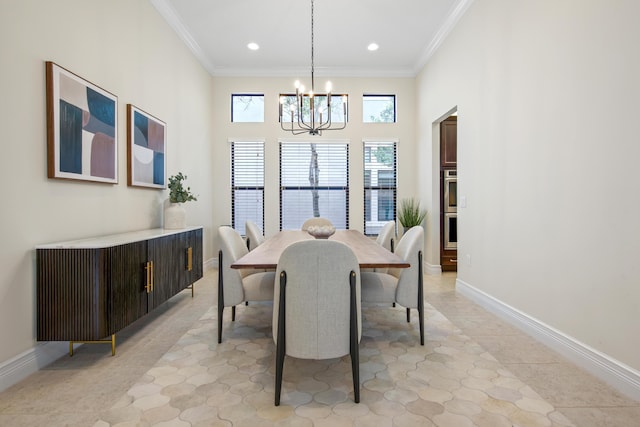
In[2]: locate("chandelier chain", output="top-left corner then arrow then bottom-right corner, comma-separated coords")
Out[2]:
311,0 -> 315,92
280,0 -> 347,135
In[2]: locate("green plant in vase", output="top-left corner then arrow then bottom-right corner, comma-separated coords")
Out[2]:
168,172 -> 198,203
398,197 -> 426,232
164,172 -> 197,230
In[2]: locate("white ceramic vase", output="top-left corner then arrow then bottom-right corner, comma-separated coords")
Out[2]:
164,203 -> 186,229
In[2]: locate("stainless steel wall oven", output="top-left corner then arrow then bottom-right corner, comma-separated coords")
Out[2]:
443,170 -> 457,250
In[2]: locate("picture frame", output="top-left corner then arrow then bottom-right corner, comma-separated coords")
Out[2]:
45,61 -> 118,183
127,104 -> 166,189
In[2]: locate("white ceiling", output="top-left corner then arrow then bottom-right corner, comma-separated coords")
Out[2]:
151,0 -> 473,77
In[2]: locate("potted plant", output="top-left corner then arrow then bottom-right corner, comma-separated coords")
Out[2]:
398,197 -> 426,233
165,172 -> 198,229
168,172 -> 198,203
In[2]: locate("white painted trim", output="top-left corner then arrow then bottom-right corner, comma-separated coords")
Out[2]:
227,138 -> 266,144
0,261 -> 215,393
456,278 -> 640,401
361,137 -> 400,144
210,66 -> 416,79
0,342 -> 68,392
204,257 -> 217,271
413,0 -> 476,74
278,138 -> 350,144
150,0 -> 216,75
425,261 -> 442,276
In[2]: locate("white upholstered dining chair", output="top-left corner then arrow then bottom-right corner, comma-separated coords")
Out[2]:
273,240 -> 361,405
217,226 -> 275,343
373,220 -> 396,274
376,220 -> 396,253
300,217 -> 333,231
360,225 -> 424,345
245,220 -> 265,251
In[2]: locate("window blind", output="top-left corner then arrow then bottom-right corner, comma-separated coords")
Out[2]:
363,141 -> 397,235
279,142 -> 349,230
231,141 -> 264,235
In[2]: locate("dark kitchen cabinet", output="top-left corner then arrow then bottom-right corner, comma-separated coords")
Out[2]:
440,116 -> 457,271
36,227 -> 203,354
440,116 -> 457,168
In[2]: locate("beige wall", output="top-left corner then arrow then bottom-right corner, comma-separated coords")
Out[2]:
4,0 -> 638,397
417,0 -> 640,371
0,0 -> 215,366
209,76 -> 417,252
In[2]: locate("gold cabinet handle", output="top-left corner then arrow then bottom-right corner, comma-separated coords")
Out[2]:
145,261 -> 154,293
150,261 -> 154,292
187,247 -> 193,271
145,261 -> 151,293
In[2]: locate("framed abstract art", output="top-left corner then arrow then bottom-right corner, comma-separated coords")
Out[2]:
45,61 -> 118,183
126,105 -> 166,189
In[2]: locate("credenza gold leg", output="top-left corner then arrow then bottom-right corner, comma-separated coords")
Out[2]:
69,334 -> 117,357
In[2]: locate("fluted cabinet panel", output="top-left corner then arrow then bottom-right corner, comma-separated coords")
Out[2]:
36,227 -> 203,343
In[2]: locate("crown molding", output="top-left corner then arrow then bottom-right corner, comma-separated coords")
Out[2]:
413,0 -> 476,74
152,0 -> 474,78
150,0 -> 216,75
209,66 -> 416,78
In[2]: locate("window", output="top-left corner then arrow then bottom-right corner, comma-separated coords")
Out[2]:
364,141 -> 396,235
363,94 -> 396,123
231,141 -> 264,235
231,94 -> 264,122
280,142 -> 349,230
279,94 -> 348,124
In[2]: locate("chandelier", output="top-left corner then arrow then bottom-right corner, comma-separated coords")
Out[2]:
280,0 -> 348,136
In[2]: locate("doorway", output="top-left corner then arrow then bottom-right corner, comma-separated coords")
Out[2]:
439,114 -> 457,271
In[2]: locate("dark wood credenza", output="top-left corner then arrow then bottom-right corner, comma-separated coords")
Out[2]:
36,226 -> 203,355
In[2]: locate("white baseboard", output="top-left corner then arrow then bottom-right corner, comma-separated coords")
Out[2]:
425,261 -> 442,276
456,278 -> 640,401
0,341 -> 69,392
204,257 -> 217,271
1,261 -> 217,393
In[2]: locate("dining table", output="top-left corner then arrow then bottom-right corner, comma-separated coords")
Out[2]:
231,229 -> 409,270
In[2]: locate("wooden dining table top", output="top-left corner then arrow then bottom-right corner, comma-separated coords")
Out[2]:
231,229 -> 409,269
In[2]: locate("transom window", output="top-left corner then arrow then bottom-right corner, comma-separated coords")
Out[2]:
231,94 -> 264,122
280,142 -> 349,230
363,94 -> 396,123
364,141 -> 397,235
231,141 -> 264,235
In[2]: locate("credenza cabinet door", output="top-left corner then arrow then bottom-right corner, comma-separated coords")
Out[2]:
106,241 -> 149,334
182,228 -> 203,288
147,234 -> 184,310
36,241 -> 148,341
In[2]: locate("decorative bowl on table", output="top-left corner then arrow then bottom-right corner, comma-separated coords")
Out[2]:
306,225 -> 336,239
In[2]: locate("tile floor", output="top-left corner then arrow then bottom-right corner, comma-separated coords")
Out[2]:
0,270 -> 637,426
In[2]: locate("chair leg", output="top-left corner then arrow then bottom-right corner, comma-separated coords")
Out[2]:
217,250 -> 224,344
349,271 -> 360,403
418,251 -> 424,346
275,272 -> 287,406
406,307 -> 410,323
232,306 -> 236,321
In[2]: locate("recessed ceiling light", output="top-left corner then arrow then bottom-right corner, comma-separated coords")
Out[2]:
367,43 -> 379,51
247,42 -> 259,51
